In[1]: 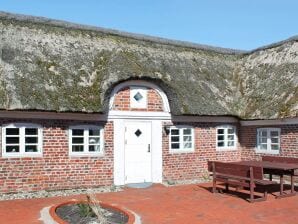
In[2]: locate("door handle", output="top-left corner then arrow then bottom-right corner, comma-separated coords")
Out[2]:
148,144 -> 151,152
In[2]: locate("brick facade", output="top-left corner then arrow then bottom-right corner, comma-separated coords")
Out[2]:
240,124 -> 298,161
162,123 -> 242,182
0,85 -> 297,193
112,87 -> 164,111
0,119 -> 114,193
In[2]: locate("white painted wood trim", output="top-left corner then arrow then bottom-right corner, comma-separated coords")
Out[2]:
113,119 -> 163,185
151,120 -> 163,183
1,123 -> 43,158
108,110 -> 171,120
113,119 -> 125,185
108,80 -> 171,113
240,117 -> 298,126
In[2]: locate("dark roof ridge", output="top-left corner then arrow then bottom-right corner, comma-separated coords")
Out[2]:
246,35 -> 298,54
0,11 -> 245,55
1,11 -> 297,56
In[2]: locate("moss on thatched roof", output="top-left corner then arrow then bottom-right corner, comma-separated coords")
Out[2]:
0,12 -> 297,119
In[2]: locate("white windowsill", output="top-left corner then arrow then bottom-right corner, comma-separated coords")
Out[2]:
169,149 -> 195,154
216,147 -> 237,151
69,152 -> 104,157
255,149 -> 280,155
2,153 -> 43,158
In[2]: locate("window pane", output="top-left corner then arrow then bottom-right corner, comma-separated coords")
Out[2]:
25,145 -> 38,152
183,142 -> 192,149
217,135 -> 224,141
72,145 -> 84,152
25,128 -> 38,135
260,137 -> 267,144
217,129 -> 224,135
228,141 -> 235,146
260,131 -> 267,137
183,136 -> 191,142
6,137 -> 19,144
171,143 -> 180,149
89,129 -> 100,136
6,128 -> 19,135
183,129 -> 191,135
271,138 -> 279,144
271,131 -> 279,137
170,129 -> 179,135
271,144 -> 279,150
89,145 -> 100,152
6,145 -> 19,153
72,137 -> 84,144
228,135 -> 234,140
25,137 -> 38,144
72,129 -> 84,136
259,144 -> 267,150
228,128 -> 235,134
89,137 -> 100,144
171,136 -> 179,142
217,142 -> 224,147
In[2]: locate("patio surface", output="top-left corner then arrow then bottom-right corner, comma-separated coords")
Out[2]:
0,183 -> 298,224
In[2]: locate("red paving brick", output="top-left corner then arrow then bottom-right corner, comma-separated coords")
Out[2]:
0,183 -> 298,224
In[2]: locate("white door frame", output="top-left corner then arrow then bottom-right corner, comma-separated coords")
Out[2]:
113,117 -> 164,185
124,120 -> 152,183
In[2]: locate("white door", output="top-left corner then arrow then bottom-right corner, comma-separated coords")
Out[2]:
124,121 -> 152,184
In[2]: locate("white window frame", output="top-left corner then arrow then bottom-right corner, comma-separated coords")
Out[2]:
2,123 -> 43,158
69,125 -> 104,157
256,128 -> 281,154
216,125 -> 237,151
169,125 -> 194,153
130,86 -> 148,109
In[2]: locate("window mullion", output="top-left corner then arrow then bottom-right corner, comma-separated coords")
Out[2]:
84,129 -> 88,153
224,128 -> 227,147
180,129 -> 183,150
267,130 -> 271,151
21,127 -> 25,154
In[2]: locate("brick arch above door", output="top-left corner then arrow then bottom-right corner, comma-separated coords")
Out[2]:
108,80 -> 171,113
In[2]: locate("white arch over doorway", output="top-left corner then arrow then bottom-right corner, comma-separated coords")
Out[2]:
108,80 -> 171,113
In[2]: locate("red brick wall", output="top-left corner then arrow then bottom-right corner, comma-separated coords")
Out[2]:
112,87 -> 163,111
162,122 -> 242,182
0,119 -> 114,193
240,124 -> 298,161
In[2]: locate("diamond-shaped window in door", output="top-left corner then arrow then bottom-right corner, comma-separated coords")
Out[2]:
135,129 -> 142,137
133,92 -> 143,101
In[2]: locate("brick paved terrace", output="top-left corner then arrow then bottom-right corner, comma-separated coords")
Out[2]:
0,183 -> 297,224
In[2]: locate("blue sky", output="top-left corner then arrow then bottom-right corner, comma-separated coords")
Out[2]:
1,0 -> 297,50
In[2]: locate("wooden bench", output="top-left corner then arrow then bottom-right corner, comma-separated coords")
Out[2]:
208,161 -> 276,202
262,156 -> 298,180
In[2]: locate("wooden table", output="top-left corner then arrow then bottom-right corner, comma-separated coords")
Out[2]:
233,160 -> 298,198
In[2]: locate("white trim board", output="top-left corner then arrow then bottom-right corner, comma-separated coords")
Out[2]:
240,118 -> 298,126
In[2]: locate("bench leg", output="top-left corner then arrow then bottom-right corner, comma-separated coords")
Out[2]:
291,175 -> 295,194
269,174 -> 272,181
250,186 -> 254,202
212,179 -> 216,193
225,183 -> 229,192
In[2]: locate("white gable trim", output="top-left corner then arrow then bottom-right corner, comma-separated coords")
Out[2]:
108,80 -> 171,113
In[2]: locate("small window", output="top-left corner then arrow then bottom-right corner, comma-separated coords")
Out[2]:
2,123 -> 43,157
69,125 -> 104,156
169,126 -> 194,152
256,128 -> 280,154
216,125 -> 236,150
130,86 -> 148,109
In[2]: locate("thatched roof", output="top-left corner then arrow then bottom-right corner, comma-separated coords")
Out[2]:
0,11 -> 297,119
